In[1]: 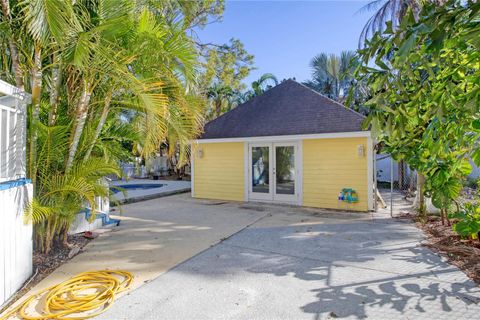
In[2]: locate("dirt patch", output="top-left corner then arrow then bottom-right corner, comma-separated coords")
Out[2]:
0,234 -> 91,313
33,234 -> 91,276
415,216 -> 480,284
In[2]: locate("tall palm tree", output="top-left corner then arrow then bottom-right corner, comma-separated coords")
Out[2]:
304,51 -> 358,101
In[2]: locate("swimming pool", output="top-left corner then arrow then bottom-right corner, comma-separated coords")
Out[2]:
110,184 -> 165,194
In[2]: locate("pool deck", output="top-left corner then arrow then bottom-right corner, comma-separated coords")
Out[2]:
110,179 -> 191,205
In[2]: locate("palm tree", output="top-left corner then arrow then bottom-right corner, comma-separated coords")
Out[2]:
232,73 -> 278,106
251,73 -> 278,96
359,0 -> 425,45
207,83 -> 235,118
304,51 -> 358,101
1,0 -> 205,252
233,91 -> 254,105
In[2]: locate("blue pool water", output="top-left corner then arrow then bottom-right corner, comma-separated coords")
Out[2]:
110,184 -> 164,194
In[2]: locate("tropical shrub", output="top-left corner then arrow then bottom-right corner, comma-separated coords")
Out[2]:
449,203 -> 480,240
354,0 -> 480,222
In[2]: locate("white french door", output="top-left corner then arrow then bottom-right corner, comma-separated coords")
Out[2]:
248,142 -> 300,204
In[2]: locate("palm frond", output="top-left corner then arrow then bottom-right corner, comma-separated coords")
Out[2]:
21,0 -> 79,45
24,198 -> 55,224
359,0 -> 423,46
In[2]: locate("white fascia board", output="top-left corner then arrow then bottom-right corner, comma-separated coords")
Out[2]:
193,131 -> 371,144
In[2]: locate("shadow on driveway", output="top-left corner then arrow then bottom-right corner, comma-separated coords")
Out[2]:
98,204 -> 480,320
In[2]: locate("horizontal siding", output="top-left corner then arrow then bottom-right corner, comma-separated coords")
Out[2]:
193,142 -> 244,201
303,137 -> 369,211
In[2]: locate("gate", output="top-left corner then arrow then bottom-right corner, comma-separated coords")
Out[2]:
376,153 -> 415,217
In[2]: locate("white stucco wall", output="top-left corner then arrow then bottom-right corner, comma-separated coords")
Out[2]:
68,196 -> 110,235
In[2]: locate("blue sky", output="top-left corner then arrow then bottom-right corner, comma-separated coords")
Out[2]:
195,0 -> 372,84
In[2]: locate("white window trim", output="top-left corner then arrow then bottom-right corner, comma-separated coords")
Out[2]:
245,140 -> 303,206
193,131 -> 371,144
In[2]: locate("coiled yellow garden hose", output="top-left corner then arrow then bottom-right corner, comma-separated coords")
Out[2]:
1,270 -> 133,320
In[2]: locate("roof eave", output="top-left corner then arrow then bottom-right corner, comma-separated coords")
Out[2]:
192,131 -> 371,144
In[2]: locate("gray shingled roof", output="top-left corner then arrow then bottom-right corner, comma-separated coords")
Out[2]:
200,79 -> 366,139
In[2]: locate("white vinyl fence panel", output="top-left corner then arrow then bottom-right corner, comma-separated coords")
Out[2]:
376,154 -> 413,183
0,182 -> 33,306
0,80 -> 32,307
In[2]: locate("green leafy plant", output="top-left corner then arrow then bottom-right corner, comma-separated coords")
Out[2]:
449,203 -> 480,240
354,1 -> 480,223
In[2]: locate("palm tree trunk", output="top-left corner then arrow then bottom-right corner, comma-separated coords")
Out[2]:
66,80 -> 92,170
215,99 -> 222,117
62,223 -> 72,248
1,0 -> 24,90
44,217 -> 56,254
29,46 -> 42,189
83,90 -> 112,161
335,78 -> 339,100
48,54 -> 62,126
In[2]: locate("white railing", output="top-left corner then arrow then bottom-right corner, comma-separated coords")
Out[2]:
0,80 -> 30,182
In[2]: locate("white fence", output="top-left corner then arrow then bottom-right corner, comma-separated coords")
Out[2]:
0,82 -> 27,182
0,80 -> 32,307
376,153 -> 480,182
376,154 -> 413,183
0,182 -> 33,306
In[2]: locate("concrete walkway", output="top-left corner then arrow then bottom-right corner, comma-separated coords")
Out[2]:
3,194 -> 266,318
97,197 -> 480,320
377,189 -> 414,216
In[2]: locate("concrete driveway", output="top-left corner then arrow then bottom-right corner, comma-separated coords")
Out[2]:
4,193 -> 266,318
98,196 -> 480,320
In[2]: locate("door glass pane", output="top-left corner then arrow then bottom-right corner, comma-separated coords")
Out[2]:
252,147 -> 269,193
275,146 -> 295,195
